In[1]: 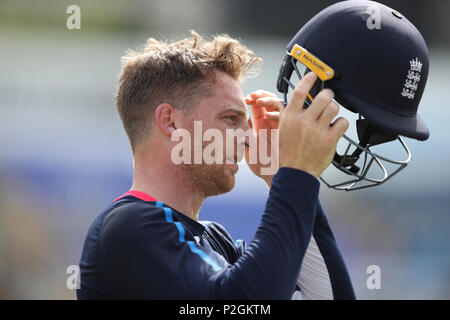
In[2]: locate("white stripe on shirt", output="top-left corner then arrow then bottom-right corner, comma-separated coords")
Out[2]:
291,236 -> 333,300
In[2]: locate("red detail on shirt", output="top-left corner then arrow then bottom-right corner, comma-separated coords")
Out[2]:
114,190 -> 159,202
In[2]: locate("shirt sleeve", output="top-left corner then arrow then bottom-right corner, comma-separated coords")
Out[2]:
99,167 -> 320,299
312,203 -> 356,299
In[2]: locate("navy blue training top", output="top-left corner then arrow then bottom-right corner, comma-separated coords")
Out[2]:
77,167 -> 355,299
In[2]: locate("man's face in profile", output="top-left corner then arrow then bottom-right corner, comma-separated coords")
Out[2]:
176,71 -> 251,197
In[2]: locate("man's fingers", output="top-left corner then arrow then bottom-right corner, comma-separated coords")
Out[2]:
266,112 -> 280,121
251,105 -> 267,120
254,97 -> 283,110
286,72 -> 317,113
245,90 -> 277,104
330,117 -> 349,142
249,90 -> 277,99
318,101 -> 339,129
305,88 -> 335,120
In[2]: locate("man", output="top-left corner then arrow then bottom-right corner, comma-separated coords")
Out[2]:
77,31 -> 355,299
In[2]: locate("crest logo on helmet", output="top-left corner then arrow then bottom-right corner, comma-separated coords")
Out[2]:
401,58 -> 422,99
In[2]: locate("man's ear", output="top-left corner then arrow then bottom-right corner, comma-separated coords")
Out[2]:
154,103 -> 177,136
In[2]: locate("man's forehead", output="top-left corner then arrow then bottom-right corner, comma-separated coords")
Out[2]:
197,71 -> 249,117
205,88 -> 248,117
219,94 -> 249,114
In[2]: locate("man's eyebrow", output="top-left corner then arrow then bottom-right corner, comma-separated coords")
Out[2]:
219,106 -> 249,119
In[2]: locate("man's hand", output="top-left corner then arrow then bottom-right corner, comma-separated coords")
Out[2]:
278,72 -> 349,178
245,90 -> 283,187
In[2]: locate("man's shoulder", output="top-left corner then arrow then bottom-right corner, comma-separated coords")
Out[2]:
98,197 -> 166,237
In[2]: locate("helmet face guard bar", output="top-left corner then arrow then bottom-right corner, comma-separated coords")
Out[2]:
324,133 -> 411,191
277,45 -> 411,191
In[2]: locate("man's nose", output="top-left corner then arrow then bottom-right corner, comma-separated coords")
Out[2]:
240,119 -> 254,148
243,117 -> 252,132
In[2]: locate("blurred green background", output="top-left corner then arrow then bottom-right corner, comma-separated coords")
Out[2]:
0,0 -> 449,299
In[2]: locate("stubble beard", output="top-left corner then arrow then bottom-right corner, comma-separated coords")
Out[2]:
177,124 -> 236,198
179,162 -> 235,198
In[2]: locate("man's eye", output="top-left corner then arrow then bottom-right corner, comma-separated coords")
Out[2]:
225,115 -> 237,123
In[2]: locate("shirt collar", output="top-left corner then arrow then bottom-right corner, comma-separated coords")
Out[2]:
114,190 -> 206,235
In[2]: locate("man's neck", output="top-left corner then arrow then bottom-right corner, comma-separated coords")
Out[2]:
131,158 -> 205,221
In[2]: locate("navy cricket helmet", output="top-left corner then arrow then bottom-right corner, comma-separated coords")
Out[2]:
277,0 -> 430,190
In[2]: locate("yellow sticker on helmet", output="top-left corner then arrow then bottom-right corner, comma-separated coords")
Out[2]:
290,44 -> 335,81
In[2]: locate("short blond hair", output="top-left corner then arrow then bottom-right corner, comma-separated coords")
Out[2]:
116,31 -> 261,152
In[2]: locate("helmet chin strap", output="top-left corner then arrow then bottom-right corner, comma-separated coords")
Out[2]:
332,119 -> 398,175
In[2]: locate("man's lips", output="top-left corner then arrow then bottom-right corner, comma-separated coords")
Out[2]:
225,157 -> 240,164
225,142 -> 247,164
225,152 -> 245,164
225,156 -> 237,164
225,156 -> 239,173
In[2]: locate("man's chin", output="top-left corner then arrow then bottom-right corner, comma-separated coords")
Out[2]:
183,163 -> 237,197
205,165 -> 236,197
223,167 -> 236,191
229,163 -> 239,175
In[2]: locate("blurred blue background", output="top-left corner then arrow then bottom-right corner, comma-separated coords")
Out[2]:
0,0 -> 448,299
